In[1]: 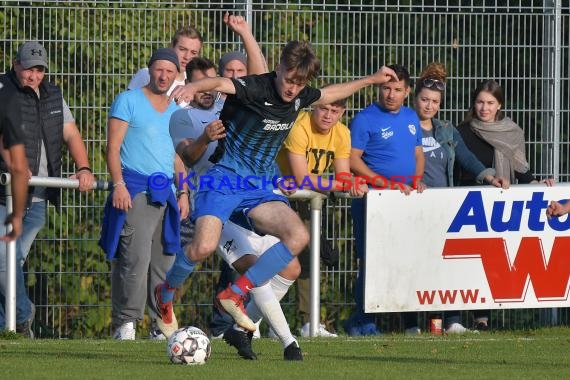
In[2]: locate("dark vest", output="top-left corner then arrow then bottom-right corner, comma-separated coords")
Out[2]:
0,69 -> 64,207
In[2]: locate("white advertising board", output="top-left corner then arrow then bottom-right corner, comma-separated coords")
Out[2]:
364,185 -> 570,312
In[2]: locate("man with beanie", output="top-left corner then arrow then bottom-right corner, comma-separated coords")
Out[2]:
0,41 -> 95,337
99,47 -> 188,340
219,51 -> 247,78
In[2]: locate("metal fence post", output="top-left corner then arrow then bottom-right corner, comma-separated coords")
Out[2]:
1,173 -> 18,332
309,195 -> 324,338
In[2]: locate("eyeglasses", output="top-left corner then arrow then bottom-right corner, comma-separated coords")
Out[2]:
422,78 -> 446,91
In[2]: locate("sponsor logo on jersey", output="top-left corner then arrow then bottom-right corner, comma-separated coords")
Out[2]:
262,118 -> 294,131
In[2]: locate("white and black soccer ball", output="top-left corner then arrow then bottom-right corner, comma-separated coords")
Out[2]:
167,326 -> 211,365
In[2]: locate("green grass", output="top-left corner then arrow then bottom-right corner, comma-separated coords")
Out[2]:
1,328 -> 570,379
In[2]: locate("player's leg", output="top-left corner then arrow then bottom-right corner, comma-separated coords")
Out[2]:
226,200 -> 308,294
156,172 -> 241,336
155,215 -> 222,337
217,200 -> 308,331
216,221 -> 301,360
246,260 -> 303,360
215,222 -> 261,359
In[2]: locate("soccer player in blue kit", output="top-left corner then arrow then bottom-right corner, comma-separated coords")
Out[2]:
156,40 -> 398,340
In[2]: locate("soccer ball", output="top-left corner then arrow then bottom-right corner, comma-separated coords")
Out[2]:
167,326 -> 211,365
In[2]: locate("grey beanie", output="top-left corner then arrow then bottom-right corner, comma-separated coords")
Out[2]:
148,48 -> 180,72
218,51 -> 247,75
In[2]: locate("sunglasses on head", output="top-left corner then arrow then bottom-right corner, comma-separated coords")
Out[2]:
422,78 -> 445,91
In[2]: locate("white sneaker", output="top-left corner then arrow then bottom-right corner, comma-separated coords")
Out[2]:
404,326 -> 421,335
445,322 -> 468,334
300,323 -> 338,338
113,321 -> 136,340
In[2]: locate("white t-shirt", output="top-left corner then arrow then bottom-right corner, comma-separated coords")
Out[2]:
169,99 -> 224,208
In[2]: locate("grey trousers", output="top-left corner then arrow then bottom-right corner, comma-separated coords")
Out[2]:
111,193 -> 175,327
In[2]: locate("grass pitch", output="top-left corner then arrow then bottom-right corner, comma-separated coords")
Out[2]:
1,328 -> 569,379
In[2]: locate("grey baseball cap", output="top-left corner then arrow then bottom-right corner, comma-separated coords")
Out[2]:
16,41 -> 49,69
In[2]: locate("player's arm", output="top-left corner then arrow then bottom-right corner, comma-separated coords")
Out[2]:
107,117 -> 131,211
314,66 -> 398,106
170,77 -> 235,104
176,119 -> 226,167
224,12 -> 268,74
174,154 -> 189,220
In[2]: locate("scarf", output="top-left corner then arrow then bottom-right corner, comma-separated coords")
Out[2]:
469,117 -> 530,182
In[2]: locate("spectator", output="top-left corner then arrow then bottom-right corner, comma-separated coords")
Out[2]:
0,41 -> 95,337
276,96 -> 367,337
128,25 -> 203,106
456,79 -> 553,330
346,64 -> 425,336
414,62 -> 508,334
156,35 -> 397,355
99,48 -> 188,340
123,20 -> 205,341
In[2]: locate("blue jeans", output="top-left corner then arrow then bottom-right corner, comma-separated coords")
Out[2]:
0,201 -> 46,328
349,197 -> 375,326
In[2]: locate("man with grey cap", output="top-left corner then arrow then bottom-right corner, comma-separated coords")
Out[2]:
0,41 -> 95,337
100,47 -> 188,340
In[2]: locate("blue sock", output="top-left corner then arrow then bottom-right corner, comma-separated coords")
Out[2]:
241,242 -> 294,288
164,250 -> 196,302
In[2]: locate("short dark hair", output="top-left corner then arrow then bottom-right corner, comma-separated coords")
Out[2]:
388,64 -> 411,86
185,57 -> 216,81
171,26 -> 203,47
279,41 -> 320,83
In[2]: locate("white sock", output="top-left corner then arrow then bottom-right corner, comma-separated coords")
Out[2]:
247,282 -> 296,348
269,274 -> 294,301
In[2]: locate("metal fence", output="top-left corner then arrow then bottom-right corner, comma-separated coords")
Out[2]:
1,0 -> 569,337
